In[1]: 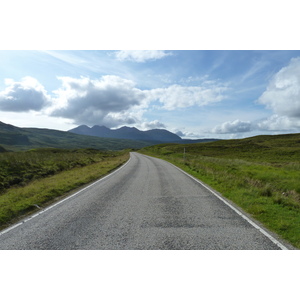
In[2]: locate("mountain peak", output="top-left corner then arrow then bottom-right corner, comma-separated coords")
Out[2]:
117,126 -> 140,132
77,124 -> 90,129
92,125 -> 109,130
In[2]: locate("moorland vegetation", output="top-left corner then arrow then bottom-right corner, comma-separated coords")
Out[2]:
0,148 -> 129,228
139,133 -> 300,248
2,128 -> 300,249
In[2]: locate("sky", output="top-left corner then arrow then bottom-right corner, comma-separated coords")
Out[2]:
1,0 -> 300,140
1,50 -> 300,139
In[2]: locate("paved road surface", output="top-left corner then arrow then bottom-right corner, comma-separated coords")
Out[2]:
0,152 -> 289,249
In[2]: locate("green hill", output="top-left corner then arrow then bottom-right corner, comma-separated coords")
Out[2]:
0,121 -> 153,151
142,132 -> 300,163
0,145 -> 7,152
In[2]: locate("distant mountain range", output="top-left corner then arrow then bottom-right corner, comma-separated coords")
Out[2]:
0,121 -> 153,151
69,125 -> 182,143
69,125 -> 220,144
0,121 -> 220,152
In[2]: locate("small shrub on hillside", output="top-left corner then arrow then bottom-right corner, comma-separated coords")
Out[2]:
260,185 -> 273,197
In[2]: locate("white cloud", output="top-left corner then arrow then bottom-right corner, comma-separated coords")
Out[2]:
0,73 -> 229,132
212,119 -> 252,134
147,84 -> 227,110
141,120 -> 166,130
212,114 -> 300,136
251,57 -> 300,134
49,75 -> 229,128
0,77 -> 50,112
257,114 -> 300,131
257,57 -> 300,118
115,50 -> 172,62
175,130 -> 200,138
51,75 -> 147,127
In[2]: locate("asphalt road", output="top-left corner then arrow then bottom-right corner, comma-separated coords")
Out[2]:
0,152 -> 289,250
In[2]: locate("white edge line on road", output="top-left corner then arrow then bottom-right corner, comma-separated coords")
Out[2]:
0,155 -> 132,237
171,164 -> 289,250
141,154 -> 289,250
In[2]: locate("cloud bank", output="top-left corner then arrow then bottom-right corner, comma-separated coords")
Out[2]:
213,57 -> 300,136
212,119 -> 252,134
141,120 -> 166,130
51,76 -> 147,128
148,84 -> 228,110
256,57 -> 300,131
1,74 -> 229,130
48,75 -> 229,128
0,77 -> 50,112
257,57 -> 300,118
257,115 -> 300,131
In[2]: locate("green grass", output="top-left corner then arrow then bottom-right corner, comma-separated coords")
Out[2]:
0,148 -> 116,194
139,133 -> 300,249
0,149 -> 129,229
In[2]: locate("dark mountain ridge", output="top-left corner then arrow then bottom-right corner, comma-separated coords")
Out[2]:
0,120 -> 220,151
0,121 -> 153,151
69,124 -> 220,144
69,125 -> 182,142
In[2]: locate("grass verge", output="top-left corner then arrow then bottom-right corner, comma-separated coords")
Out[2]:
0,150 -> 129,229
139,139 -> 300,249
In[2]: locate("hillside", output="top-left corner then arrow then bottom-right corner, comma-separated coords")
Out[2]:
0,145 -> 7,152
142,132 -> 300,162
0,121 -> 153,151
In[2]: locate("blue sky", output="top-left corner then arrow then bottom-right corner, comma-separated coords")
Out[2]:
1,50 -> 300,139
